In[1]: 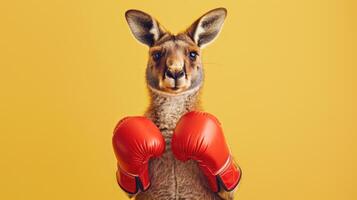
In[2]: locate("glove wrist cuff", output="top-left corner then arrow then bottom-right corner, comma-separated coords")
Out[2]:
202,156 -> 242,192
217,158 -> 242,191
116,166 -> 150,194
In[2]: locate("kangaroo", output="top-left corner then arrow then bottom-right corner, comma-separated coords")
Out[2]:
124,8 -> 236,200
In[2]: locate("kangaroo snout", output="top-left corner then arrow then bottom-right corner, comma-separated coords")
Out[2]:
165,69 -> 185,80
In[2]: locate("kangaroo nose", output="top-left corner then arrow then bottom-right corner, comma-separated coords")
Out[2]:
165,70 -> 185,80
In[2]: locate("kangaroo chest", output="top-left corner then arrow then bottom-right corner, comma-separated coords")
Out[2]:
134,91 -> 221,200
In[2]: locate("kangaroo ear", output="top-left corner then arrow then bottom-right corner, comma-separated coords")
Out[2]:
186,8 -> 227,48
125,10 -> 167,47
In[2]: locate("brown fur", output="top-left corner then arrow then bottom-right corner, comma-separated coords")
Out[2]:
123,8 -> 235,200
136,76 -> 234,200
147,34 -> 202,94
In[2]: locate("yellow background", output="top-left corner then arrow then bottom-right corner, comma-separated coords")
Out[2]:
0,0 -> 356,199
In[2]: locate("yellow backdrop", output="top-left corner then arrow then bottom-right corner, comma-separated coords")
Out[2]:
0,1 -> 356,199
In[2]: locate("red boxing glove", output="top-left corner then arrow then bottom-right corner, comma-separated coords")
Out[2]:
172,111 -> 242,192
112,116 -> 165,194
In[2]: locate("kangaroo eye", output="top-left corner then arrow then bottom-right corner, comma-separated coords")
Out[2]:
189,51 -> 198,60
152,52 -> 161,61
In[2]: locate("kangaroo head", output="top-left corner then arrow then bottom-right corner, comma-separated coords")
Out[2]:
125,8 -> 227,95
